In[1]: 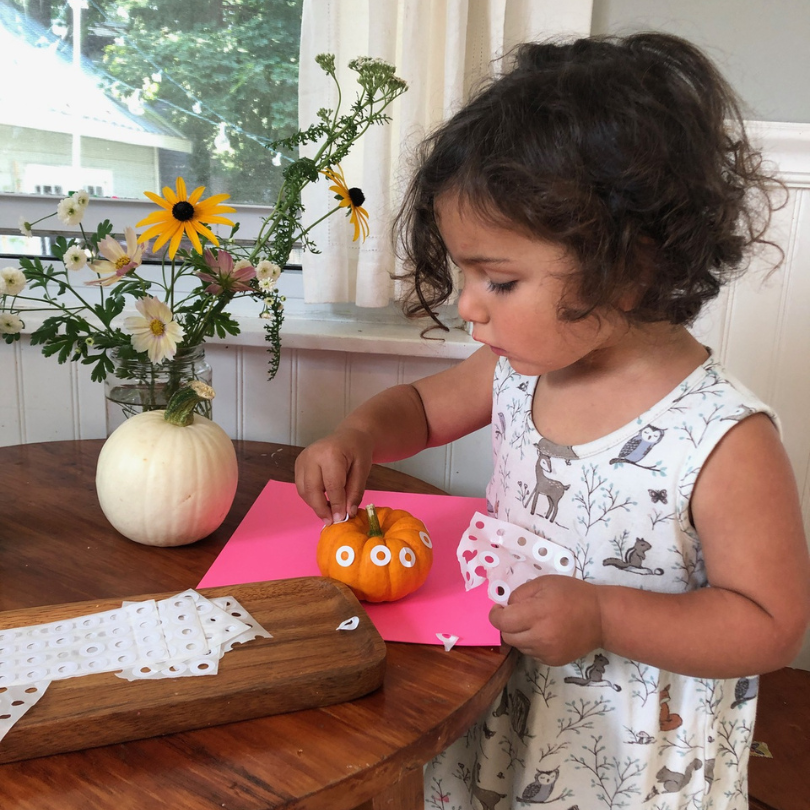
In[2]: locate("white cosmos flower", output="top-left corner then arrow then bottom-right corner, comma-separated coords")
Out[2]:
0,313 -> 24,334
18,217 -> 33,237
123,296 -> 185,363
56,196 -> 85,226
258,277 -> 276,293
72,190 -> 90,208
0,267 -> 27,295
63,245 -> 88,271
255,260 -> 281,282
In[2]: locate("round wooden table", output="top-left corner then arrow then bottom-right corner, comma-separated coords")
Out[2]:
0,440 -> 516,810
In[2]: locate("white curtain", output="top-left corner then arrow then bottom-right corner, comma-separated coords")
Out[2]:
298,0 -> 593,307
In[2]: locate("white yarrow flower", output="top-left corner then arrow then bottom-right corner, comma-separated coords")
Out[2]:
56,196 -> 85,226
64,245 -> 88,271
0,313 -> 24,335
256,260 -> 281,282
18,216 -> 33,237
258,277 -> 276,293
0,267 -> 27,296
72,190 -> 90,208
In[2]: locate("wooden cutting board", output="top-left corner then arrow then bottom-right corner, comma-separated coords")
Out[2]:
0,577 -> 386,764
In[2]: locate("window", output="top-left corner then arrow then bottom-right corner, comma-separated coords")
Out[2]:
0,0 -> 304,207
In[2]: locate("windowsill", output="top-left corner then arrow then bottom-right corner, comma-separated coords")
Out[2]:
10,307 -> 480,361
221,313 -> 478,358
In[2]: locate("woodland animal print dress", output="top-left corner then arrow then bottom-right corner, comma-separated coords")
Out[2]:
424,354 -> 776,810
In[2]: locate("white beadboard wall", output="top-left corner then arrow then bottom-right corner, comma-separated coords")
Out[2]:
2,122 -> 810,666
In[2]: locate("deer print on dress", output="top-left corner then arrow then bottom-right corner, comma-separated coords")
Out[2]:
610,425 -> 665,469
471,760 -> 507,810
526,443 -> 570,522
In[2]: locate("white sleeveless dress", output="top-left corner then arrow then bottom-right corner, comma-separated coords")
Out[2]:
424,353 -> 776,810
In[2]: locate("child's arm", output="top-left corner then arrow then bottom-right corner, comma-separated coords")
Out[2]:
491,413 -> 810,677
295,346 -> 497,524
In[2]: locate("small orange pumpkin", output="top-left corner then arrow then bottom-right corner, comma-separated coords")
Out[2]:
317,504 -> 433,602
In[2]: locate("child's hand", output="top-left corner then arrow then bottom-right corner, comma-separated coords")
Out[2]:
489,575 -> 603,665
294,428 -> 374,525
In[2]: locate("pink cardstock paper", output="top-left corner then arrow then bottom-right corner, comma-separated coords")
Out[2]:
198,480 -> 500,646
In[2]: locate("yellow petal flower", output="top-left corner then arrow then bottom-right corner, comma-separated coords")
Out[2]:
136,177 -> 235,259
322,165 -> 369,243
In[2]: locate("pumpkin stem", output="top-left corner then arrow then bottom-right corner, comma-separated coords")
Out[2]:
163,381 -> 216,427
365,504 -> 384,537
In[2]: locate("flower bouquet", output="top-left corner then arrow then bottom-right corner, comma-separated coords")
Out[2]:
0,55 -> 407,418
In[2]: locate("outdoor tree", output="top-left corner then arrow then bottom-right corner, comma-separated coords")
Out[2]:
10,0 -> 303,204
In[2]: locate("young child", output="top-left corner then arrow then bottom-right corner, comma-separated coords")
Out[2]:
294,33 -> 810,808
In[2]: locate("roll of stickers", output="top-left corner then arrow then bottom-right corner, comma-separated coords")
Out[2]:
457,512 -> 576,603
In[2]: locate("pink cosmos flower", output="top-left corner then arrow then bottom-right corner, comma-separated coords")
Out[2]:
88,227 -> 144,286
196,249 -> 256,295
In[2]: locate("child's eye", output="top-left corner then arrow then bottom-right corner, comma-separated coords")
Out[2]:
487,279 -> 518,294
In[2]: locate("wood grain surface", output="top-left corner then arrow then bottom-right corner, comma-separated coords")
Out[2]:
0,440 -> 517,810
0,578 -> 386,764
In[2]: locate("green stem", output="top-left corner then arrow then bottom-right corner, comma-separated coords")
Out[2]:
163,380 -> 215,426
365,504 -> 383,538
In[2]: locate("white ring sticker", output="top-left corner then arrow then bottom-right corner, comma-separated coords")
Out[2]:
399,547 -> 416,568
480,551 -> 500,569
370,545 -> 392,566
487,579 -> 511,604
337,616 -> 360,631
335,545 -> 355,567
419,531 -> 432,548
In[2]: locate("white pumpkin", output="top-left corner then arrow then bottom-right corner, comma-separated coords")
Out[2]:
96,381 -> 238,547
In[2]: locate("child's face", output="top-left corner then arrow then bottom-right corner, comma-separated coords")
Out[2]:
436,194 -> 627,377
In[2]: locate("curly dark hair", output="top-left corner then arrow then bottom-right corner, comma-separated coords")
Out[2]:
395,32 -> 783,329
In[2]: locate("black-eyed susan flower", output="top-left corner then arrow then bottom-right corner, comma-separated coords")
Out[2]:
136,177 -> 236,260
323,165 -> 369,242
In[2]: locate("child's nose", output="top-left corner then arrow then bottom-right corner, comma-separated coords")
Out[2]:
457,281 -> 488,325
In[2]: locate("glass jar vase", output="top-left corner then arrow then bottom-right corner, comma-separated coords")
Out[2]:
104,345 -> 213,434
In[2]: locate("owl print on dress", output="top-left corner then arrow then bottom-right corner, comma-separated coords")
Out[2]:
517,767 -> 560,804
731,675 -> 759,708
609,425 -> 665,469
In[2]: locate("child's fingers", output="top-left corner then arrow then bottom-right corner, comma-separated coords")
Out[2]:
343,460 -> 370,519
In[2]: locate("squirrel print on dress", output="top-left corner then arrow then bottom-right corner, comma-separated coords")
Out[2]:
564,653 -> 622,691
603,538 -> 664,576
526,443 -> 570,522
610,425 -> 665,469
644,759 -> 703,801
